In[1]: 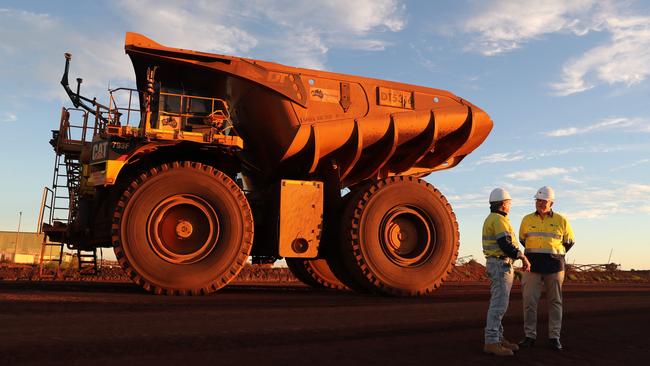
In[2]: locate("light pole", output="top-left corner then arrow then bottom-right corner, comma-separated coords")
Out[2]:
13,211 -> 22,262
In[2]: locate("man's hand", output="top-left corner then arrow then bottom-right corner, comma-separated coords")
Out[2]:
520,255 -> 531,272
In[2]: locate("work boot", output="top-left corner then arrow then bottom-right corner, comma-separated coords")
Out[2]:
518,337 -> 536,348
549,338 -> 563,351
483,343 -> 514,356
500,338 -> 520,351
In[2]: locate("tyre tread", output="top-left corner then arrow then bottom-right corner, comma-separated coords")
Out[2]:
111,161 -> 254,295
341,177 -> 459,296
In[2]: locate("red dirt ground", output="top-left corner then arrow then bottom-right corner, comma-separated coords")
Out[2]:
2,260 -> 648,285
1,281 -> 649,365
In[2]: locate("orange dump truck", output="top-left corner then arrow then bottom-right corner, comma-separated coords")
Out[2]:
40,33 -> 492,296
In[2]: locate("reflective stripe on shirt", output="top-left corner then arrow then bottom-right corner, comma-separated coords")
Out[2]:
482,212 -> 517,258
519,211 -> 574,256
496,232 -> 511,239
525,231 -> 562,239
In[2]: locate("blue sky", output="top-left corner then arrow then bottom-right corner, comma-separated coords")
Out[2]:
1,0 -> 649,269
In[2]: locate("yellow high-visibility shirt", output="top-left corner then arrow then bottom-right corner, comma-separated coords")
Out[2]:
482,212 -> 516,258
519,211 -> 574,255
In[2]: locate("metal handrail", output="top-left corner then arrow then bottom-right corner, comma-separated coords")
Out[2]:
159,91 -> 230,120
37,187 -> 54,234
59,108 -> 92,145
109,87 -> 142,126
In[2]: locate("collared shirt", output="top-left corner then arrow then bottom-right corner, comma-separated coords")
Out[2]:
519,210 -> 575,273
482,210 -> 520,259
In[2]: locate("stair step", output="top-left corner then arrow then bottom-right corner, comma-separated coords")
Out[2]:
76,249 -> 98,276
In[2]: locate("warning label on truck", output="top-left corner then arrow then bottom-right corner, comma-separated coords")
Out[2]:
377,87 -> 414,109
310,87 -> 340,103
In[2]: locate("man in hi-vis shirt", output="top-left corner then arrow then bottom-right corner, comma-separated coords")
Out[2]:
482,188 -> 531,356
518,186 -> 575,351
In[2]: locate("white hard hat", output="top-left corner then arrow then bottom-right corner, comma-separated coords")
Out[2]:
534,186 -> 555,201
489,188 -> 511,203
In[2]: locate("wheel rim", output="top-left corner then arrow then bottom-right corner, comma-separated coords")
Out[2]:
147,194 -> 219,264
379,206 -> 434,267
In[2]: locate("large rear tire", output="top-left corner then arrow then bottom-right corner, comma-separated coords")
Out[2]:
339,176 -> 459,296
112,161 -> 254,295
286,258 -> 347,290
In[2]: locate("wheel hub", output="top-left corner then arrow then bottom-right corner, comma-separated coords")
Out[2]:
147,194 -> 219,265
175,220 -> 194,239
380,206 -> 435,267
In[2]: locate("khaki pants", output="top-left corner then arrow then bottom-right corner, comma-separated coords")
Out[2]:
521,271 -> 565,339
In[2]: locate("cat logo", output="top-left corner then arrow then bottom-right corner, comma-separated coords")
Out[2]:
91,141 -> 108,161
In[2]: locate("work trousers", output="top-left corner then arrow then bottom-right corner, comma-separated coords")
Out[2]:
521,271 -> 565,339
484,257 -> 514,344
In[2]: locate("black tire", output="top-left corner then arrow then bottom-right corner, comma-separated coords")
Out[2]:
112,161 -> 254,295
339,176 -> 459,296
286,258 -> 347,290
323,187 -> 372,293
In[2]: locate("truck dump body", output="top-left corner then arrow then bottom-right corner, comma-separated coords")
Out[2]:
125,33 -> 492,186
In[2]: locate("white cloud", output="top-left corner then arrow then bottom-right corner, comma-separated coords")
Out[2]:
409,43 -> 439,73
449,179 -> 650,220
550,13 -> 650,95
535,148 -> 580,157
254,0 -> 405,33
500,182 -> 538,208
500,182 -> 536,195
506,166 -> 581,181
462,0 -> 603,56
0,8 -> 133,101
273,28 -> 329,69
564,182 -> 650,219
536,144 -> 650,155
447,192 -> 485,209
561,176 -> 583,184
626,183 -> 650,194
246,0 -> 406,67
449,182 -> 535,209
0,112 -> 17,122
473,146 -> 635,165
565,207 -> 611,220
114,1 -> 258,55
610,158 -> 650,172
0,8 -> 58,43
475,151 -> 525,165
459,1 -> 650,95
1,2 -> 406,103
543,117 -> 650,137
114,0 -> 406,69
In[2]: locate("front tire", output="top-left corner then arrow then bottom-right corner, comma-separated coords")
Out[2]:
112,161 -> 254,295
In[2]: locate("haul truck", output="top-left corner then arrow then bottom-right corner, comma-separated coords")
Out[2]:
39,33 -> 492,296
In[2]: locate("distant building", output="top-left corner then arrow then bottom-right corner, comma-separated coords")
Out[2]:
0,231 -> 60,264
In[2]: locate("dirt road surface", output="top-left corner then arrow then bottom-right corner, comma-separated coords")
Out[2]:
1,281 -> 648,365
